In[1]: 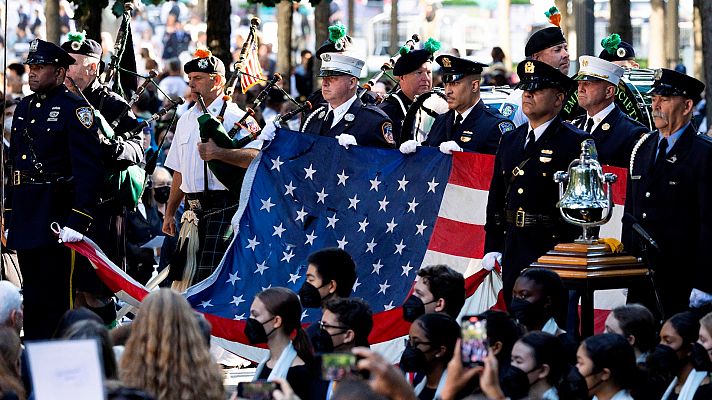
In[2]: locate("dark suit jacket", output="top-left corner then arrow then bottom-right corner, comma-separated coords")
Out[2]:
378,90 -> 412,145
623,123 -> 712,316
572,104 -> 647,168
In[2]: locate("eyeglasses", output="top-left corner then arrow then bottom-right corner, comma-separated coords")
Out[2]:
404,337 -> 432,349
319,320 -> 349,332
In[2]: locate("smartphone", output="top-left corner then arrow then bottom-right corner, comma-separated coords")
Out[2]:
236,381 -> 280,400
318,352 -> 357,381
461,315 -> 488,367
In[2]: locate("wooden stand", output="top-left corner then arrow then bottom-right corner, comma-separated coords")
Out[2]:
531,242 -> 647,337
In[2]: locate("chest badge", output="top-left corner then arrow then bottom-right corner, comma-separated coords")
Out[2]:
344,113 -> 354,122
601,123 -> 610,131
460,130 -> 473,143
49,111 -> 59,118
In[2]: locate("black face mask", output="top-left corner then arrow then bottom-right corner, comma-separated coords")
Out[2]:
153,186 -> 170,204
299,282 -> 326,308
500,365 -> 534,400
311,327 -> 348,353
509,297 -> 548,328
402,295 -> 437,323
244,317 -> 275,345
399,343 -> 428,372
650,343 -> 684,373
691,342 -> 712,372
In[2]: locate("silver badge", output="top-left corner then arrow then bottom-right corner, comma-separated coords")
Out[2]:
29,39 -> 38,53
49,111 -> 59,118
322,54 -> 331,62
198,59 -> 209,69
71,41 -> 82,51
344,113 -> 354,122
617,48 -> 626,58
319,111 -> 326,119
654,69 -> 663,80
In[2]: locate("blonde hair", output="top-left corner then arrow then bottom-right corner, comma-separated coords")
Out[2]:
701,312 -> 712,336
119,289 -> 224,400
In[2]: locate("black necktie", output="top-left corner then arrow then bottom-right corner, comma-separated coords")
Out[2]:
655,137 -> 669,166
525,130 -> 536,152
453,114 -> 463,132
320,110 -> 334,135
584,118 -> 594,133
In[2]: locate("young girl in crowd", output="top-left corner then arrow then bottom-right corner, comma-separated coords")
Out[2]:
576,333 -> 638,400
604,304 -> 657,366
400,313 -> 460,400
247,287 -> 316,400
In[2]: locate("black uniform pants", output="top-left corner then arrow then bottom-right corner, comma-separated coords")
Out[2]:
17,244 -> 73,340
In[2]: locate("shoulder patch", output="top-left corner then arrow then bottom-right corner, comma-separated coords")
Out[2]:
76,107 -> 94,129
382,122 -> 395,144
244,116 -> 261,134
501,103 -> 517,119
498,121 -> 515,134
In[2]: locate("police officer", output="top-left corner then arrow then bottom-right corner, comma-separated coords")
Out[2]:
483,60 -> 590,305
301,52 -> 395,148
500,26 -> 570,127
624,69 -> 712,317
405,55 -> 512,155
572,56 -> 647,167
5,39 -> 104,340
599,33 -> 640,69
379,44 -> 435,145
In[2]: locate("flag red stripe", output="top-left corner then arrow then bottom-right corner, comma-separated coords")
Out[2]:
449,152 -> 495,190
428,217 -> 485,259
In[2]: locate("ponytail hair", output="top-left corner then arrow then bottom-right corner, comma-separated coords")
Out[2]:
257,287 -> 314,364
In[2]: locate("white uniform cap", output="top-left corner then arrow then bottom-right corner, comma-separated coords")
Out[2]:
575,55 -> 624,86
319,52 -> 364,78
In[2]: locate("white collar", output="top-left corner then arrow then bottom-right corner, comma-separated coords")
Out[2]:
455,101 -> 478,123
191,95 -> 225,116
327,94 -> 358,127
541,317 -> 565,335
528,116 -> 557,142
586,102 -> 616,130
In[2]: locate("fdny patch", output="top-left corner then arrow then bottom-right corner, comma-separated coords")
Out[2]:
244,116 -> 261,134
382,122 -> 395,144
76,107 -> 94,128
501,103 -> 517,119
498,121 -> 515,134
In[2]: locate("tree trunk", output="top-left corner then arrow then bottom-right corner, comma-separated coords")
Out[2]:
348,0 -> 355,35
196,0 -> 207,19
609,0 -> 632,43
75,2 -> 104,42
649,0 -> 666,68
665,0 -> 679,68
45,0 -> 60,44
276,1 -> 293,91
389,0 -> 398,55
693,0 -> 703,81
697,0 -> 712,132
313,0 -> 330,86
206,0 -> 232,71
498,0 -> 511,70
554,0 -> 570,43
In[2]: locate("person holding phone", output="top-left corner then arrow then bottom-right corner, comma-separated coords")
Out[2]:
400,313 -> 460,400
246,287 -> 317,400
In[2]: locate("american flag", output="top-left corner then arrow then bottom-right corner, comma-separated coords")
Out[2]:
239,38 -> 265,94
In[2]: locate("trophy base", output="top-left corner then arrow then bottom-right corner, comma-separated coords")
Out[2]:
531,242 -> 642,271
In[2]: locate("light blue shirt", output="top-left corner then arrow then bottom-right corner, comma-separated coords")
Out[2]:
656,122 -> 689,159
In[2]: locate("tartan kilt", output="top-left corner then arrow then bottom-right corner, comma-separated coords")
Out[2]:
194,195 -> 238,282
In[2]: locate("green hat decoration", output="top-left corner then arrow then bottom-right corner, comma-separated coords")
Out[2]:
423,38 -> 441,54
601,33 -> 622,55
68,30 -> 87,51
328,23 -> 348,51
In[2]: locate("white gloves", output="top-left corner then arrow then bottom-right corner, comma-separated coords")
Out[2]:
336,134 -> 358,149
439,140 -> 463,154
481,252 -> 502,272
59,226 -> 84,243
257,117 -> 278,142
690,288 -> 712,308
399,139 -> 419,154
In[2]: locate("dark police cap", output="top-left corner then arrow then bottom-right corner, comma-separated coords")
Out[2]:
525,27 -> 566,57
648,68 -> 705,104
598,33 -> 635,62
25,39 -> 75,67
435,55 -> 487,83
393,49 -> 433,76
60,31 -> 102,59
184,49 -> 226,75
515,59 -> 575,92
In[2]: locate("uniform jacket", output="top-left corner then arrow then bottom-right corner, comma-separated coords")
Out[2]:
378,90 -> 412,145
623,123 -> 712,313
571,104 -> 647,168
6,84 -> 104,249
424,100 -> 514,155
302,97 -> 395,148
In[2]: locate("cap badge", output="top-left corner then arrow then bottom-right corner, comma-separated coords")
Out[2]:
525,61 -> 535,74
654,69 -> 663,81
442,57 -> 451,68
344,113 -> 355,122
581,59 -> 589,67
322,54 -> 331,62
617,48 -> 626,58
198,59 -> 209,69
71,41 -> 82,51
602,123 -> 610,131
29,39 -> 38,53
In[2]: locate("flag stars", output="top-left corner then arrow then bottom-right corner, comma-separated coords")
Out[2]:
337,236 -> 349,250
305,231 -> 317,245
260,197 -> 275,212
272,223 -> 286,237
233,313 -> 246,321
397,175 -> 409,191
383,301 -> 395,311
255,261 -> 269,275
337,170 -> 349,186
284,181 -> 296,196
386,218 -> 398,233
407,198 -> 419,213
378,195 -> 390,212
366,238 -> 377,253
304,164 -> 316,180
369,176 -> 382,192
327,213 -> 339,229
226,272 -> 241,285
401,262 -> 413,276
372,259 -> 383,274
199,300 -> 213,308
394,239 -> 406,255
281,250 -> 295,263
378,280 -> 391,294
352,278 -> 361,292
246,236 -> 260,250
301,310 -> 309,320
416,220 -> 428,236
358,217 -> 369,233
230,295 -> 245,307
316,187 -> 329,204
427,177 -> 440,193
270,156 -> 283,171
348,194 -> 360,210
296,207 -> 308,223
288,273 -> 301,284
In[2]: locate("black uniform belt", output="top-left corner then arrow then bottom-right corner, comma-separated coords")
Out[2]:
505,210 -> 554,228
11,170 -> 69,186
184,191 -> 236,211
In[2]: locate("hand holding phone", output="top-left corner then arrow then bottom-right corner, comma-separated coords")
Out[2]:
237,380 -> 281,400
461,315 -> 488,367
319,352 -> 358,381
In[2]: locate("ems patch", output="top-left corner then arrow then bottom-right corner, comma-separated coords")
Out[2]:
501,103 -> 517,119
382,122 -> 395,144
76,107 -> 94,128
499,121 -> 515,134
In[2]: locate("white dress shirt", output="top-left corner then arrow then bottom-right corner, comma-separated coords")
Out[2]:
584,102 -> 616,132
164,96 -> 262,193
327,94 -> 358,128
524,116 -> 556,148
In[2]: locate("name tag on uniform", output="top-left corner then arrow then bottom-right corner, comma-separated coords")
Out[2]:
460,131 -> 473,143
631,175 -> 641,180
